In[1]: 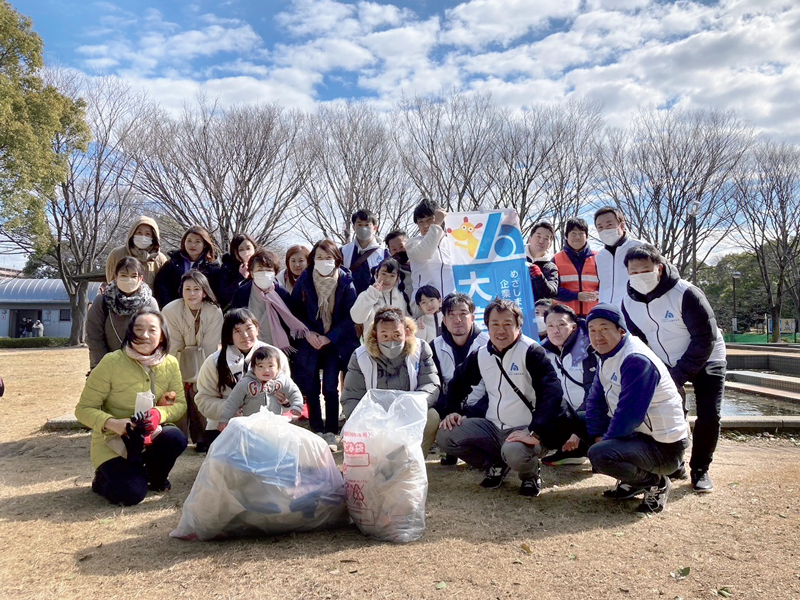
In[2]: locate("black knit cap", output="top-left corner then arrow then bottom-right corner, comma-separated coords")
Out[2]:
586,303 -> 627,331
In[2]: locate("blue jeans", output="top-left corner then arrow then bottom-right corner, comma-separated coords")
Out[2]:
588,433 -> 689,487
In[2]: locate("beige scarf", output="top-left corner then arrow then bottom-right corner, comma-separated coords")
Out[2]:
312,268 -> 339,333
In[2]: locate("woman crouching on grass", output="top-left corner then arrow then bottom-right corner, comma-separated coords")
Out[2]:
75,307 -> 188,506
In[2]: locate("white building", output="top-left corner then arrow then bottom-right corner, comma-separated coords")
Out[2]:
0,278 -> 102,338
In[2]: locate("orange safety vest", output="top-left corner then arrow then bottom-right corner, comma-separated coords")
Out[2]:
554,248 -> 599,316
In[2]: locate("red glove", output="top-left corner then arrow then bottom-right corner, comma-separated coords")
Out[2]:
133,408 -> 162,446
529,264 -> 543,278
143,408 -> 162,433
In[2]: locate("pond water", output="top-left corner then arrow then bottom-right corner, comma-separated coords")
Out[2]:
685,389 -> 800,417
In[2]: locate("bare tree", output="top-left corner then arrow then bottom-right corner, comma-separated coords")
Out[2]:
1,72 -> 146,344
542,99 -> 604,241
731,140 -> 800,341
394,91 -> 498,213
126,97 -> 308,251
298,103 -> 416,245
599,107 -> 751,276
482,106 -> 557,232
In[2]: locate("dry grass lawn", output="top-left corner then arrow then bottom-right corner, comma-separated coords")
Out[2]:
1,347 -> 800,600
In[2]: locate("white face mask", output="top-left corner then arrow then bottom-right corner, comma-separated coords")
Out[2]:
379,340 -> 404,359
132,235 -> 152,250
314,259 -> 336,276
629,270 -> 660,295
598,228 -> 622,247
535,315 -> 547,334
355,226 -> 374,242
253,271 -> 275,291
116,275 -> 140,294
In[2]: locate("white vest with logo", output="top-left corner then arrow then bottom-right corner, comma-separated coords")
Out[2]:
355,345 -> 420,391
621,279 -> 726,368
476,335 -> 538,430
598,335 -> 689,443
545,348 -> 592,411
433,331 -> 489,405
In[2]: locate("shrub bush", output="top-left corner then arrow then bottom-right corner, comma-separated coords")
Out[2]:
0,337 -> 70,349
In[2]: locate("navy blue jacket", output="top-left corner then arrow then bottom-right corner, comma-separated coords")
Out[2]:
290,268 -> 359,364
153,250 -> 223,309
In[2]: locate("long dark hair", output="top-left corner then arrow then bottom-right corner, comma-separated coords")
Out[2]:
229,233 -> 259,264
284,245 -> 310,289
216,308 -> 259,394
180,269 -> 219,306
122,307 -> 170,356
373,257 -> 411,314
181,225 -> 218,262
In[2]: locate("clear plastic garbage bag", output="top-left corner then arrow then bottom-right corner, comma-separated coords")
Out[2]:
170,410 -> 348,541
341,389 -> 429,543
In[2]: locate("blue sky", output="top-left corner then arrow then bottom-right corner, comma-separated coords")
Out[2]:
12,0 -> 800,136
3,0 -> 800,270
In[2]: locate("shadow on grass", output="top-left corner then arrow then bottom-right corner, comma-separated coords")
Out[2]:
72,512 -> 378,577
65,460 -> 690,576
0,481 -> 190,523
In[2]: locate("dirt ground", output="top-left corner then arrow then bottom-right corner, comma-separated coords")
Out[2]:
1,347 -> 799,600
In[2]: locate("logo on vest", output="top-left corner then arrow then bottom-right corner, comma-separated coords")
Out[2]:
664,310 -> 675,319
610,372 -> 618,382
510,363 -> 520,372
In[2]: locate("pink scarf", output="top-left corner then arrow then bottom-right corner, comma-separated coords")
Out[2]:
255,286 -> 308,352
125,345 -> 167,368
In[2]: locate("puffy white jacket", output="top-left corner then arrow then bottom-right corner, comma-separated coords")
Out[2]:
350,284 -> 410,326
595,234 -> 642,306
407,224 -> 455,297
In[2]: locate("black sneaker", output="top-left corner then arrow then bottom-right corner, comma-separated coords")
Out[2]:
691,470 -> 714,493
479,464 -> 510,489
542,448 -> 587,466
519,470 -> 542,497
603,480 -> 646,500
636,476 -> 671,513
148,479 -> 171,493
668,462 -> 688,480
440,454 -> 458,466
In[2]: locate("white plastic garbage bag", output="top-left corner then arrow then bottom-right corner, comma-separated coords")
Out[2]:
341,389 -> 429,543
170,410 -> 348,541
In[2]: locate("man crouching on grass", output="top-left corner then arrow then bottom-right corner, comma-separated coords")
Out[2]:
585,303 -> 690,514
435,298 -> 581,497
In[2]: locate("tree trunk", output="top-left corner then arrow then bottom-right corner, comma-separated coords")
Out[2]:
771,304 -> 782,343
68,281 -> 89,346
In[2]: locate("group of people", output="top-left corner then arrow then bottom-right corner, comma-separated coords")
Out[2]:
19,318 -> 44,338
75,202 -> 726,518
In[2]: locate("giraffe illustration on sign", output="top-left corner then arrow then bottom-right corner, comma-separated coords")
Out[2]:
447,216 -> 484,258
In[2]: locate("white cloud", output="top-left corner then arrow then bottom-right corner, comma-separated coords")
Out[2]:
276,0 -> 357,37
358,2 -> 413,29
273,37 -> 375,72
65,0 -> 800,142
440,0 -> 582,48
